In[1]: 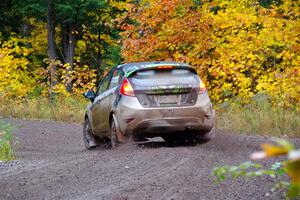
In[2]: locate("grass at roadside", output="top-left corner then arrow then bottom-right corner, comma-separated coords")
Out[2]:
217,97 -> 300,137
0,95 -> 88,123
0,121 -> 15,161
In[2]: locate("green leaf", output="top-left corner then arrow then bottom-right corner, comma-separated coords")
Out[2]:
273,138 -> 295,151
287,183 -> 300,199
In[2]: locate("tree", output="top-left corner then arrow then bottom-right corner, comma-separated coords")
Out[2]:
10,0 -> 129,94
47,0 -> 58,94
0,0 -> 23,37
54,0 -> 108,91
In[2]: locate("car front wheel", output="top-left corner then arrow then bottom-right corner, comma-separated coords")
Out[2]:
83,118 -> 97,150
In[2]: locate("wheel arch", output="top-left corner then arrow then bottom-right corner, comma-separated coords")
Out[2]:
84,111 -> 93,129
109,112 -> 115,127
85,112 -> 91,121
109,111 -> 127,144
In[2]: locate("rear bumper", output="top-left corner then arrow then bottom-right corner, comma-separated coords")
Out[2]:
115,93 -> 215,137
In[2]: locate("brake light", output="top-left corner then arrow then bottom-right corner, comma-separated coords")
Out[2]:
120,78 -> 135,96
199,79 -> 206,94
156,66 -> 175,70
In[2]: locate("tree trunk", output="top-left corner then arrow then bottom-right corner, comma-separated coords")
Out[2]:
64,26 -> 76,92
96,28 -> 102,85
47,0 -> 58,94
61,20 -> 68,63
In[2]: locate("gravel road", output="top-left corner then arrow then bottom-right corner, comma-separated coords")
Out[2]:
0,119 -> 290,200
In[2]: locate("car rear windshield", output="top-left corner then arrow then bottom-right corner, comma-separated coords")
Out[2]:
128,68 -> 200,107
134,68 -> 193,78
129,68 -> 199,89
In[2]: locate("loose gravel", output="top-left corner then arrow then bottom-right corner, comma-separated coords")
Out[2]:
0,119 -> 295,200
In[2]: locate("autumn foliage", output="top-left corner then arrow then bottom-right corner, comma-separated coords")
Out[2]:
0,0 -> 299,107
122,0 -> 300,106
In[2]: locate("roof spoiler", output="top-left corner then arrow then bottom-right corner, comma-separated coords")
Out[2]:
125,64 -> 196,77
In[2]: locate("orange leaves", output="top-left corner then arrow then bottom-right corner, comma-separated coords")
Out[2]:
122,0 -> 212,63
121,0 -> 299,106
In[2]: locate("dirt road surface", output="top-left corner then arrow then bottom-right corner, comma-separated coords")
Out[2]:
0,119 -> 289,200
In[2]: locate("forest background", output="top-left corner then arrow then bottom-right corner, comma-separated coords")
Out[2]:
0,0 -> 299,136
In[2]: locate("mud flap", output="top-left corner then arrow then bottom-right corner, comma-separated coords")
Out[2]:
112,114 -> 130,143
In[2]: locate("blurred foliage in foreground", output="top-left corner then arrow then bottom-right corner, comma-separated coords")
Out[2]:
212,139 -> 300,199
0,121 -> 14,161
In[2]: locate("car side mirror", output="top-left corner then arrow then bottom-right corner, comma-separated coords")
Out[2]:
83,90 -> 96,102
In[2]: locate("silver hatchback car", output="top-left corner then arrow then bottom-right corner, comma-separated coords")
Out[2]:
83,61 -> 215,149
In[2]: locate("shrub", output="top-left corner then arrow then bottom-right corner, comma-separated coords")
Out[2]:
216,95 -> 300,137
0,95 -> 88,123
0,121 -> 14,161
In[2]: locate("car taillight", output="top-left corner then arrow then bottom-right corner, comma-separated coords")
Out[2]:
120,78 -> 135,96
156,66 -> 175,70
199,79 -> 206,94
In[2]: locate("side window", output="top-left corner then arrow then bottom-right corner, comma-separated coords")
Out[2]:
108,69 -> 124,89
97,75 -> 110,95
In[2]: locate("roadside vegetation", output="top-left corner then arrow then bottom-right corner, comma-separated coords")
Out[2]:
1,95 -> 299,138
217,96 -> 300,137
0,96 -> 87,123
0,121 -> 14,161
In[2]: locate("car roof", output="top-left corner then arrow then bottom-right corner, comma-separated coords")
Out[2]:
116,61 -> 191,77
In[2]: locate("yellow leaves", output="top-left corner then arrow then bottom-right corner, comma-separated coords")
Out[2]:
25,18 -> 47,54
52,84 -> 70,97
109,0 -> 130,11
0,33 -> 97,97
285,159 -> 300,186
262,144 -> 290,157
251,139 -> 295,160
0,37 -> 38,98
256,65 -> 300,107
48,60 -> 97,96
76,40 -> 87,54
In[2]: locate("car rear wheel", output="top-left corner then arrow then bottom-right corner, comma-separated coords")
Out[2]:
198,126 -> 216,141
83,118 -> 97,150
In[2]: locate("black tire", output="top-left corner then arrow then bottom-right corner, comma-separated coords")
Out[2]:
83,118 -> 97,150
197,127 -> 216,141
162,135 -> 178,146
162,133 -> 194,146
110,116 -> 119,148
